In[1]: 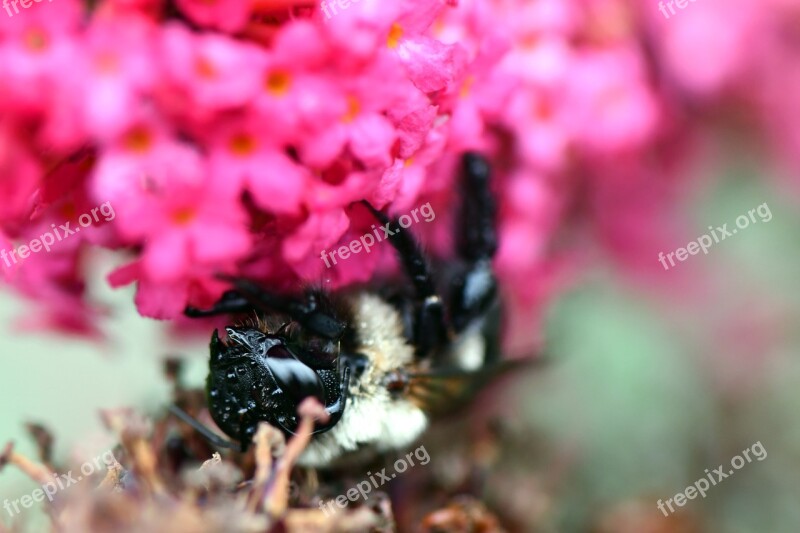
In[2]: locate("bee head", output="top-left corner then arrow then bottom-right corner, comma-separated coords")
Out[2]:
206,326 -> 347,443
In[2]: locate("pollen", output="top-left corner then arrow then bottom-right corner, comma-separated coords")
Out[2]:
172,208 -> 196,225
342,96 -> 361,123
265,70 -> 291,96
387,23 -> 403,49
123,126 -> 153,153
404,157 -> 414,168
23,29 -> 49,52
229,133 -> 257,156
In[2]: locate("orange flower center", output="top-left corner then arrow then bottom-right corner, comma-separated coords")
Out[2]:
387,23 -> 403,49
24,29 -> 48,52
460,75 -> 475,99
342,96 -> 360,124
195,57 -> 217,79
265,71 -> 291,96
229,133 -> 257,156
123,127 -> 153,153
172,208 -> 196,225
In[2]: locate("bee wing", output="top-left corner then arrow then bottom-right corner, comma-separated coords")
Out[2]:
406,358 -> 535,416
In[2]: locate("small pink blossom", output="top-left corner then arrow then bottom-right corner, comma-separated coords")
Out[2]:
0,0 -> 793,351
158,24 -> 265,115
93,141 -> 252,304
173,0 -> 253,33
561,48 -> 660,154
73,15 -> 159,140
0,127 -> 42,225
298,54 -> 407,168
207,114 -> 308,215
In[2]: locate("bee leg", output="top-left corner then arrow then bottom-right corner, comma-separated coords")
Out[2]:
448,152 -> 498,333
322,366 -> 351,431
168,404 -> 240,450
188,277 -> 346,341
239,422 -> 257,452
222,277 -> 346,340
339,352 -> 369,379
361,202 -> 450,360
184,290 -> 255,317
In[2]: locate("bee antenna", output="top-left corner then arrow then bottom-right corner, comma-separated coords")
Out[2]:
168,405 -> 240,450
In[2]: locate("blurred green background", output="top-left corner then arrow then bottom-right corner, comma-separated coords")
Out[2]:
2,163 -> 800,532
0,261 -> 209,531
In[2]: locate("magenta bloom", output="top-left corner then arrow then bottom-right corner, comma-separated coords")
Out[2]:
94,142 -> 251,283
173,0 -> 253,33
0,0 -> 792,354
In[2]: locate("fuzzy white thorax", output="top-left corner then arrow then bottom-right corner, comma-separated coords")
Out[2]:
298,293 -> 428,467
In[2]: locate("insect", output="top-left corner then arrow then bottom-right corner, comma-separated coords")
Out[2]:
177,152 -> 509,468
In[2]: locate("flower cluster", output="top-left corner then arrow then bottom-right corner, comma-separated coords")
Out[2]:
0,0 -> 796,346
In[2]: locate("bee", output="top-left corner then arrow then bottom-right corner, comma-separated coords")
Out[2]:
177,152 -> 510,468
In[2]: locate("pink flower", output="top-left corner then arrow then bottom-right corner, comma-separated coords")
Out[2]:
504,88 -> 570,172
72,15 -> 159,140
304,165 -> 378,212
0,0 -> 82,38
495,171 -> 561,276
3,0 -> 783,348
561,48 -> 660,154
5,213 -> 105,337
642,0 -> 762,96
282,208 -> 350,279
93,140 -> 252,291
0,126 -> 42,225
305,202 -> 390,286
0,0 -> 83,118
377,123 -> 447,212
440,36 -> 517,151
173,0 -> 253,33
298,52 -> 415,168
157,23 -> 265,117
251,20 -> 342,143
89,112 -> 178,209
320,0 -> 404,59
110,259 -> 231,319
0,231 -> 17,280
207,114 -> 309,215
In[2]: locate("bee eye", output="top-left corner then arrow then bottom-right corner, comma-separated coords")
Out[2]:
264,345 -> 325,402
283,327 -> 339,369
384,370 -> 408,397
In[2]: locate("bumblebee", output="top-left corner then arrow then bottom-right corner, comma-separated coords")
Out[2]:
180,152 -> 506,468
